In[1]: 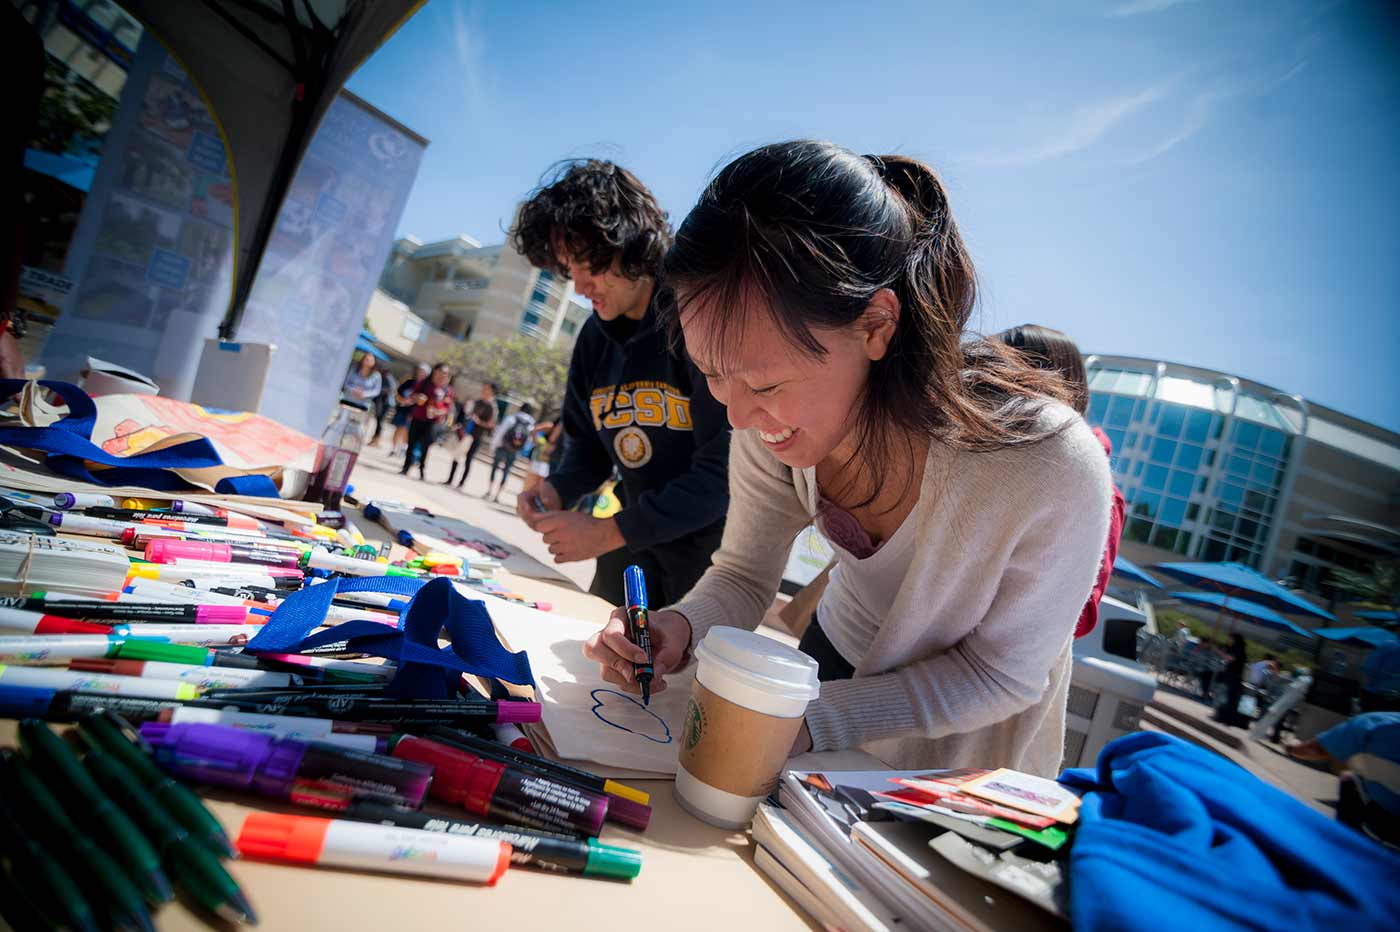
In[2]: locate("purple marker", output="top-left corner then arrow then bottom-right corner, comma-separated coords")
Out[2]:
140,721 -> 431,811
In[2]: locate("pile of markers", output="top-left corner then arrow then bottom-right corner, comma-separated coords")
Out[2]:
0,488 -> 650,929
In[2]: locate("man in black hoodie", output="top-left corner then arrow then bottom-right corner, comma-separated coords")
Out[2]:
511,160 -> 730,606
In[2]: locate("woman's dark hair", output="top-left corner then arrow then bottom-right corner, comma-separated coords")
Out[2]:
996,324 -> 1089,414
662,140 -> 1071,505
511,160 -> 671,280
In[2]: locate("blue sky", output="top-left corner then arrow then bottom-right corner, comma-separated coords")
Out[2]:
348,0 -> 1400,432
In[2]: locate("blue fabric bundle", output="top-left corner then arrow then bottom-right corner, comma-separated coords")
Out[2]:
1060,731 -> 1400,931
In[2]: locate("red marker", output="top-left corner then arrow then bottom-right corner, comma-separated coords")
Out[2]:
0,607 -> 112,635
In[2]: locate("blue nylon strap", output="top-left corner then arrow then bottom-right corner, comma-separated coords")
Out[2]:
246,576 -> 535,699
0,380 -> 279,497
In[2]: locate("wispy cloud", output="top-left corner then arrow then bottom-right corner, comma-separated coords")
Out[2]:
968,82 -> 1174,167
450,0 -> 493,115
1109,0 -> 1205,16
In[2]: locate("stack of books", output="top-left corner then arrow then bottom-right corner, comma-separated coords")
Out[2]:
753,766 -> 1078,931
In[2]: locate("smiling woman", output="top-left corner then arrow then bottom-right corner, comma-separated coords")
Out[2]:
584,140 -> 1114,777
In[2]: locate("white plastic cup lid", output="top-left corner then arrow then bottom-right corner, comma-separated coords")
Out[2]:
693,627 -> 820,704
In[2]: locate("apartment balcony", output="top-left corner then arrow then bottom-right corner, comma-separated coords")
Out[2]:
363,288 -> 465,364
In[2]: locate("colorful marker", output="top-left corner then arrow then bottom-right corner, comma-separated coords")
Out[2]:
141,722 -> 432,810
203,693 -> 539,727
53,492 -> 116,509
0,597 -> 249,624
70,658 -> 293,690
158,706 -> 388,753
392,734 -> 610,837
623,564 -> 655,705
302,550 -> 422,577
342,800 -> 642,879
0,665 -> 201,700
0,606 -> 115,635
0,685 -> 183,724
145,539 -> 302,569
237,812 -> 510,884
0,634 -> 130,664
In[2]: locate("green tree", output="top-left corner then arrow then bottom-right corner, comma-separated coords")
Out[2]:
447,335 -> 570,415
1328,562 -> 1400,615
32,59 -> 116,157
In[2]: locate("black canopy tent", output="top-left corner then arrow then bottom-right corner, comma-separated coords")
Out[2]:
118,0 -> 425,339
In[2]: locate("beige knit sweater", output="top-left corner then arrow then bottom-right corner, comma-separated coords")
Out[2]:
670,403 -> 1112,777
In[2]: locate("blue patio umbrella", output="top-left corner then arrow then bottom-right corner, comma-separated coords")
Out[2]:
1313,627 -> 1399,648
1168,591 -> 1317,639
1153,561 -> 1336,622
1112,555 -> 1162,588
355,336 -> 388,361
1355,610 -> 1398,625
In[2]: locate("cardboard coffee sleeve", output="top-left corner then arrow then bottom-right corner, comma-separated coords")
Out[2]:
679,681 -> 805,798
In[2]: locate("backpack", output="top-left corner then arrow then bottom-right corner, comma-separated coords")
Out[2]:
504,417 -> 530,451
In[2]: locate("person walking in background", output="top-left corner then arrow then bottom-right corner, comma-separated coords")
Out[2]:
370,361 -> 393,445
389,362 -> 429,456
510,159 -> 731,606
399,362 -> 454,479
997,324 -> 1125,640
485,403 -> 536,502
445,381 -> 498,489
1215,632 -> 1249,727
341,352 -> 383,406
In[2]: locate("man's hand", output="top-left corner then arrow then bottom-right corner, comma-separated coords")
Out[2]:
536,511 -> 624,563
516,478 -> 562,530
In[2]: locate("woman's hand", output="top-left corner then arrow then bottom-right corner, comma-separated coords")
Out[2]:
584,608 -> 692,696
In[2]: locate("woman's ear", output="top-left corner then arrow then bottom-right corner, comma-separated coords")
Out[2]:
860,288 -> 900,361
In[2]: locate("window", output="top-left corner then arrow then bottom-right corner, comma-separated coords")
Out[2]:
528,285 -> 551,308
1125,431 -> 1139,449
1201,538 -> 1228,561
1185,410 -> 1213,443
1151,526 -> 1180,550
1106,428 -> 1126,451
1160,498 -> 1188,526
1175,443 -> 1203,471
1251,461 -> 1277,486
1133,461 -> 1145,477
1168,470 -> 1194,498
1158,405 -> 1185,438
561,318 -> 578,336
1186,503 -> 1200,521
1173,532 -> 1194,555
1197,475 -> 1209,493
1124,517 -> 1152,543
1088,394 -> 1109,422
1107,396 -> 1135,427
1238,518 -> 1260,540
1151,438 -> 1176,464
1213,509 -> 1235,532
1227,455 -> 1252,477
1134,492 -> 1160,518
522,310 -> 541,327
1232,421 -> 1262,450
1219,482 -> 1244,506
1144,466 -> 1168,492
1258,428 -> 1286,458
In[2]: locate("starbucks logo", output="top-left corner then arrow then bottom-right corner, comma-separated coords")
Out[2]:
682,696 -> 705,751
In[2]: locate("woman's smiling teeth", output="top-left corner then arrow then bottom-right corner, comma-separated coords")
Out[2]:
759,427 -> 795,444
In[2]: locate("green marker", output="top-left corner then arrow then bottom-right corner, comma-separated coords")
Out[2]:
74,725 -> 257,925
84,711 -> 237,858
0,792 -> 98,932
0,749 -> 155,932
17,719 -> 173,906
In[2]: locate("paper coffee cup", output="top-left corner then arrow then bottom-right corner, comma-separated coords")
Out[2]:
674,627 -> 820,829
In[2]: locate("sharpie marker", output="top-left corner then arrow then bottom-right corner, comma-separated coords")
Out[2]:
53,491 -> 116,509
301,550 -> 421,578
141,722 -> 432,810
427,726 -> 653,817
0,634 -> 129,664
112,624 -> 257,647
0,606 -> 115,635
71,658 -> 293,690
145,539 -> 301,569
159,706 -> 388,753
0,685 -> 182,723
0,597 -> 248,625
237,812 -> 510,884
86,507 -> 261,531
0,664 -> 200,700
205,694 -> 540,728
393,734 -> 610,837
342,800 -> 642,879
126,563 -> 297,589
235,652 -> 395,684
47,513 -> 133,538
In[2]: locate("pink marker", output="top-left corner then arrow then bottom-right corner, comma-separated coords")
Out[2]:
144,539 -> 302,569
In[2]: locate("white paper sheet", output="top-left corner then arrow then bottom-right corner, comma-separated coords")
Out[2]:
480,592 -> 691,774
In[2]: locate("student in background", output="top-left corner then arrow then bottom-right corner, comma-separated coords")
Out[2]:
370,361 -> 393,445
1214,632 -> 1249,727
583,141 -> 1111,775
389,363 -> 429,456
485,403 -> 537,502
510,160 -> 731,606
399,362 -> 454,479
997,324 -> 1125,639
342,351 -> 383,404
445,381 -> 498,489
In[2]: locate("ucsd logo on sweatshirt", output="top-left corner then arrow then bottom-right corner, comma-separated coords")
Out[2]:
588,380 -> 693,469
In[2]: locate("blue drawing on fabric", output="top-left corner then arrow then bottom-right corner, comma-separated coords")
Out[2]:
589,688 -> 673,744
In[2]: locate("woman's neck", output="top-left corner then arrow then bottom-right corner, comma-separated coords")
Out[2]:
817,429 -> 929,518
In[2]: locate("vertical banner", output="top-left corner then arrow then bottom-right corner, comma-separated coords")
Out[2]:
234,95 -> 427,438
46,33 -> 235,399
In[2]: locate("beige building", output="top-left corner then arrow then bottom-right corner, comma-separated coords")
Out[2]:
1085,355 -> 1400,617
375,235 -> 590,353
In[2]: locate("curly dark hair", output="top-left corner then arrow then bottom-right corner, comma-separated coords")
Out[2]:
510,160 -> 671,281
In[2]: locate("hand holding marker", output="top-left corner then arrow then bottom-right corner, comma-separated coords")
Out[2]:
624,565 -> 656,705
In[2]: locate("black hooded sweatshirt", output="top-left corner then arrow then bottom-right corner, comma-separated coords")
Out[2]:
550,285 -> 730,603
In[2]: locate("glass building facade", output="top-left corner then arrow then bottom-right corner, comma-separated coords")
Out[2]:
1085,365 -> 1300,570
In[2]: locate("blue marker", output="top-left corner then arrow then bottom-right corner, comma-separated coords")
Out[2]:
622,565 -> 655,705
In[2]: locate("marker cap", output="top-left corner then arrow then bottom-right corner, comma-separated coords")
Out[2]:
623,564 -> 648,610
391,736 -> 504,814
114,640 -> 211,665
37,616 -> 114,636
602,794 -> 652,831
236,812 -> 330,863
584,839 -> 644,880
494,700 -> 542,725
141,721 -> 285,788
0,684 -> 56,718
